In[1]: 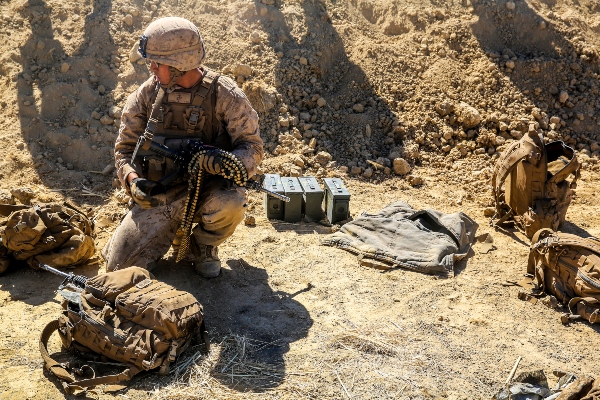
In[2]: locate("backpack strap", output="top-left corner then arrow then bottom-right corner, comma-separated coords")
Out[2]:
40,320 -> 140,394
545,140 -> 581,188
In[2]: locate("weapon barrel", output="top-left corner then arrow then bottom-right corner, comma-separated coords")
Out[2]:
245,180 -> 291,202
39,263 -> 71,279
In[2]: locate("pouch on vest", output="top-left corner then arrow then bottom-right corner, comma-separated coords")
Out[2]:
492,128 -> 580,238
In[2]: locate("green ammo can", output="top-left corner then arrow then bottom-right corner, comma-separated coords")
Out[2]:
281,177 -> 303,222
323,178 -> 351,224
263,174 -> 285,220
298,176 -> 323,222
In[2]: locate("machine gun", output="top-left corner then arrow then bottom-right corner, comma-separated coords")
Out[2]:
39,263 -> 87,292
131,137 -> 290,202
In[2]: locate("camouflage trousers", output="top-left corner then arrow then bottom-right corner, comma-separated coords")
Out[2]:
102,178 -> 247,271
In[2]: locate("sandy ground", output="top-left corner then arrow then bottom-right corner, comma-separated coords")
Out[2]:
1,0 -> 600,398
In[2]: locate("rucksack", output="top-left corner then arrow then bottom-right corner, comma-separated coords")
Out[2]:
492,128 -> 580,238
528,228 -> 600,325
39,267 -> 207,393
0,202 -> 95,270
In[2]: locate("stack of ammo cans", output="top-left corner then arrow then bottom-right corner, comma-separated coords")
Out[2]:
263,174 -> 350,224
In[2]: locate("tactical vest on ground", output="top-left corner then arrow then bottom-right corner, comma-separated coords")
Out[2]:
491,128 -> 580,238
137,69 -> 232,182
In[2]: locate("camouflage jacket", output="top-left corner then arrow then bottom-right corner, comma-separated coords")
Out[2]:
115,71 -> 263,190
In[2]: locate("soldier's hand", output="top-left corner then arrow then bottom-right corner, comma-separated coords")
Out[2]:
200,150 -> 222,175
130,178 -> 164,209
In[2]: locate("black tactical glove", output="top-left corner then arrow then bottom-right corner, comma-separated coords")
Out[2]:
130,178 -> 164,209
199,150 -> 222,175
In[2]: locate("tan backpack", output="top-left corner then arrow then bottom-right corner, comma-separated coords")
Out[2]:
0,202 -> 95,270
492,128 -> 580,238
39,267 -> 207,393
528,228 -> 600,325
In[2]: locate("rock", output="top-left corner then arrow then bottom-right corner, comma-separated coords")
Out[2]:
60,62 -> 70,73
539,21 -> 547,29
261,0 -> 275,4
365,125 -> 372,138
92,111 -> 102,120
123,14 -> 133,26
16,140 -> 25,150
309,138 -> 317,149
484,207 -> 495,217
299,112 -> 311,121
435,100 -> 454,117
98,85 -> 106,94
11,187 -> 35,205
505,60 -> 515,69
278,116 -> 290,127
455,102 -> 481,129
101,164 -> 115,176
109,106 -> 122,119
350,166 -> 362,175
506,1 -> 515,10
408,175 -> 423,186
317,97 -> 327,107
591,142 -> 600,152
299,57 -> 308,65
291,154 -> 304,168
353,103 -> 364,113
249,31 -> 262,44
363,168 -> 373,178
100,115 -> 114,126
315,151 -> 332,166
393,158 -> 411,175
0,189 -> 14,205
559,91 -> 569,103
244,215 -> 256,226
130,42 -> 142,62
339,166 -> 349,173
234,64 -> 252,78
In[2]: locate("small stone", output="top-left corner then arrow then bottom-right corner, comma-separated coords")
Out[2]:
11,187 -> 35,205
353,103 -> 364,113
244,215 -> 256,226
436,100 -> 454,116
98,85 -> 106,94
339,166 -> 349,173
60,62 -> 70,73
362,168 -> 373,178
365,125 -> 372,138
234,64 -> 252,78
249,30 -> 262,44
393,158 -> 411,175
539,21 -> 546,29
484,207 -> 496,217
309,138 -> 317,149
299,112 -> 311,121
56,157 -> 63,164
559,91 -> 569,103
261,0 -> 275,4
23,100 -> 31,106
506,1 -> 515,10
317,97 -> 327,107
590,142 -> 600,152
278,116 -> 290,127
100,115 -> 114,125
92,111 -> 102,120
505,60 -> 515,69
109,106 -> 122,119
101,164 -> 115,176
0,189 -> 14,205
455,102 -> 481,129
350,166 -> 362,175
123,14 -> 133,26
408,175 -> 423,186
291,155 -> 304,168
315,151 -> 332,166
16,140 -> 25,150
299,57 -> 308,65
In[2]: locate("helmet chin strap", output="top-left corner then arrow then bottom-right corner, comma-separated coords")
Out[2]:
161,66 -> 186,89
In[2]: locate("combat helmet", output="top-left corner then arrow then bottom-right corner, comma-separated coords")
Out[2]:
139,17 -> 206,73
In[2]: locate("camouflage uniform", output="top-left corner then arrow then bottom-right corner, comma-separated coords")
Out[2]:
102,72 -> 263,271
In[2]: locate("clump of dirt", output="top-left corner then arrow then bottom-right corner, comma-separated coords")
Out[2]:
1,0 -> 600,398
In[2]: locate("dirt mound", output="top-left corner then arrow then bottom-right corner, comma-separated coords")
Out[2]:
1,0 -> 600,398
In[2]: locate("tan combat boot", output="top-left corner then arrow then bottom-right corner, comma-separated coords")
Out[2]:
194,244 -> 221,278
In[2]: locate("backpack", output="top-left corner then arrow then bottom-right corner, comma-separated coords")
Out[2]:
491,128 -> 580,238
528,228 -> 600,325
0,202 -> 95,270
39,267 -> 207,393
